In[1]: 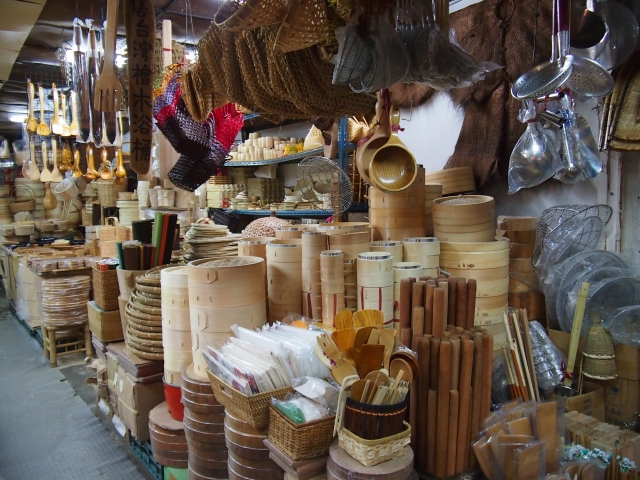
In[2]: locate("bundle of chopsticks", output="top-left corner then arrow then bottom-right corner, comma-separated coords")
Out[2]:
183,222 -> 241,260
502,309 -> 540,402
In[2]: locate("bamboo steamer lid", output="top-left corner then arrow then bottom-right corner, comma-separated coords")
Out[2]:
266,240 -> 302,262
423,167 -> 475,195
191,300 -> 267,333
432,195 -> 494,216
238,237 -> 274,257
370,241 -> 403,262
317,222 -> 370,235
440,238 -> 509,253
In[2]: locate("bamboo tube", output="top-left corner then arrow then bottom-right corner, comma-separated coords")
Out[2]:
425,284 -> 435,335
511,312 -> 535,401
447,390 -> 460,477
447,276 -> 458,326
438,281 -> 449,325
430,337 -> 441,391
480,333 -> 494,426
399,278 -> 412,330
456,337 -> 475,474
456,279 -> 467,328
466,279 -> 477,329
504,312 -> 528,400
435,340 -> 452,478
418,336 -> 431,473
469,332 -> 484,468
450,337 -> 461,390
433,287 -> 445,338
427,389 -> 438,475
412,306 -> 425,338
412,281 -> 425,311
503,347 -> 516,398
521,309 -> 540,401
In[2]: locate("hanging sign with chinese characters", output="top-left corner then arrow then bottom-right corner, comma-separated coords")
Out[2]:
124,0 -> 155,175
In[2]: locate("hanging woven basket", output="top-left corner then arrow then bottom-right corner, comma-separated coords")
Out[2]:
214,0 -> 285,32
274,0 -> 329,53
582,316 -> 618,380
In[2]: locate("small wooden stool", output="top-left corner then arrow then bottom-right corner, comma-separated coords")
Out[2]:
42,322 -> 92,367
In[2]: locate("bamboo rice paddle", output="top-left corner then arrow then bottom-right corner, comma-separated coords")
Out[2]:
331,328 -> 356,359
353,309 -> 384,327
335,309 -> 353,330
368,328 -> 381,345
364,370 -> 388,404
330,358 -> 358,386
26,82 -> 37,133
379,328 -> 395,370
353,326 -> 376,362
350,379 -> 369,402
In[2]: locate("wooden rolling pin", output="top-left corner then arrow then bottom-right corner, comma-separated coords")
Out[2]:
438,281 -> 449,326
447,276 -> 458,327
430,337 -> 440,391
446,390 -> 460,477
412,281 -> 425,313
418,337 -> 431,473
456,279 -> 467,329
480,333 -> 494,424
469,332 -> 484,468
432,287 -> 445,338
399,278 -> 412,330
427,389 -> 438,475
435,340 -> 451,478
456,337 -> 475,473
466,279 -> 477,330
450,337 -> 461,391
425,284 -> 435,336
412,306 -> 425,338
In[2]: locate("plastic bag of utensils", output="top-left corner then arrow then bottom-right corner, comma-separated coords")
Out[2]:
272,394 -> 331,424
292,376 -> 339,413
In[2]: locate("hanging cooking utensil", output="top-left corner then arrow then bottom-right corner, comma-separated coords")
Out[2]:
356,92 -> 391,185
84,144 -> 99,181
50,137 -> 63,182
570,0 -> 606,49
512,0 -> 574,100
69,91 -> 79,137
94,0 -> 122,112
24,138 -> 34,178
99,149 -> 113,180
72,148 -> 83,178
73,19 -> 91,142
88,26 -> 102,146
59,93 -> 71,137
31,141 -> 43,180
554,97 -> 586,184
36,85 -> 50,137
573,113 -> 601,179
40,141 -> 53,182
114,148 -> 127,179
50,83 -> 62,136
26,82 -> 37,133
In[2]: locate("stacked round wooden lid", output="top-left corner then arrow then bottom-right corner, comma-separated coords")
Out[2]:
327,442 -> 414,480
225,410 -> 284,480
423,167 -> 475,196
266,240 -> 302,322
126,271 -> 163,361
425,184 -> 443,236
161,267 -> 192,386
182,364 -> 228,479
439,238 -> 510,349
188,258 -> 267,380
302,232 -> 326,320
432,195 -> 495,243
369,167 -> 425,242
149,402 -> 188,469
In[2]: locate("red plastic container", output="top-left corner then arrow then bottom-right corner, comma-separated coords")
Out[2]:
163,378 -> 184,421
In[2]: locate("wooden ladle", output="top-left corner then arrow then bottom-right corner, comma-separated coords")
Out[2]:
356,91 -> 390,185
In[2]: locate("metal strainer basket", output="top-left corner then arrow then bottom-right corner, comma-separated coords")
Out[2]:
296,156 -> 353,214
533,204 -> 613,264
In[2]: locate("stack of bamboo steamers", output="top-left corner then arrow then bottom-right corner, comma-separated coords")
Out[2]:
397,273 -> 494,478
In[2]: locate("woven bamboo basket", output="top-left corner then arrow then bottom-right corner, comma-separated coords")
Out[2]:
95,179 -> 128,208
337,422 -> 411,467
214,0 -> 285,31
93,267 -> 120,311
207,369 -> 294,429
274,0 -> 328,53
582,317 -> 618,380
268,404 -> 334,460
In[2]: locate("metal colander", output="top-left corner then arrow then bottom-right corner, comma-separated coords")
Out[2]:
533,204 -> 613,264
296,156 -> 353,215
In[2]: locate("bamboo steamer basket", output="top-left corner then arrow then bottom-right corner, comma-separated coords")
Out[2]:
161,267 -> 190,331
322,293 -> 345,327
393,262 -> 422,320
475,304 -> 509,326
302,278 -> 321,294
368,192 -> 424,209
302,231 -> 328,252
302,232 -> 325,297
440,237 -> 510,253
423,167 -> 475,195
357,252 -> 393,287
275,226 -> 311,240
425,184 -> 443,236
432,195 -> 495,242
439,251 -> 510,270
266,239 -> 302,262
320,250 -> 344,294
317,222 -> 370,235
403,237 -> 440,276
267,241 -> 302,321
369,241 -> 403,262
302,292 -> 322,319
328,231 -> 370,261
476,294 -> 508,310
238,237 -> 274,257
162,329 -> 192,351
191,301 -> 268,333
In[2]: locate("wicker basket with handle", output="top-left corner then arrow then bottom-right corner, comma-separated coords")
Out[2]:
338,421 -> 411,467
207,369 -> 294,429
92,267 -> 120,311
268,404 -> 335,460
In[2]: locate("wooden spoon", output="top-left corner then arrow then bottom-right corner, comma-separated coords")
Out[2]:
99,149 -> 112,180
335,309 -> 353,330
356,344 -> 385,379
114,148 -> 126,179
330,358 -> 358,386
379,329 -> 395,370
390,357 -> 414,387
350,379 -> 370,402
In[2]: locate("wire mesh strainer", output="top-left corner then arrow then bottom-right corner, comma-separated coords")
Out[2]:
296,156 -> 353,215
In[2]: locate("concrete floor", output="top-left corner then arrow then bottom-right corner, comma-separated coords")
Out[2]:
0,293 -> 153,480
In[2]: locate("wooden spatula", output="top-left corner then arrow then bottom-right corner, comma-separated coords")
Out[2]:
379,329 -> 395,370
335,309 -> 353,330
356,344 -> 385,379
330,358 -> 358,386
353,309 -> 385,327
350,379 -> 370,402
353,326 -> 376,362
36,86 -> 50,136
93,0 -> 122,112
332,328 -> 356,361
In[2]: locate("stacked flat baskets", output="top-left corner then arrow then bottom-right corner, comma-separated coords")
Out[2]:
424,184 -> 443,236
432,195 -> 495,243
225,410 -> 285,480
188,257 -> 267,380
439,238 -> 510,350
370,240 -> 403,263
40,275 -> 91,327
125,269 -> 164,360
357,252 -> 394,326
423,167 -> 475,196
161,267 -> 193,387
403,237 -> 440,278
148,402 -> 188,469
369,167 -> 425,241
393,262 -> 422,330
302,232 -> 327,320
182,364 -> 229,480
266,240 -> 302,322
321,250 -> 345,327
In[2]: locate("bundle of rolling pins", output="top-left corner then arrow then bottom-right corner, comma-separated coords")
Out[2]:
400,274 -> 494,478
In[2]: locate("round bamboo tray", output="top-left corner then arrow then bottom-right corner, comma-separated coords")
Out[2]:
370,241 -> 403,262
423,167 -> 475,195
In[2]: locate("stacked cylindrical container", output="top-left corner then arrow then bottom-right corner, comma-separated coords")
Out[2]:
266,240 -> 302,322
403,237 -> 440,277
368,166 -> 425,241
432,195 -> 495,243
439,238 -> 510,350
357,252 -> 394,325
392,262 -> 422,330
187,257 -> 267,380
320,250 -> 345,327
424,184 -> 444,236
344,259 -> 357,311
369,240 -> 403,263
238,237 -> 273,318
161,267 -> 192,387
302,232 -> 326,320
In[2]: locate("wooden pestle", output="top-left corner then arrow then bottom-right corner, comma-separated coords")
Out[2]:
426,389 -> 438,475
432,287 -> 445,338
412,306 -> 425,338
447,276 -> 458,327
438,281 -> 449,326
469,332 -> 484,468
456,337 -> 475,474
418,337 -> 431,473
466,279 -> 477,329
424,284 -> 435,336
456,279 -> 467,328
450,337 -> 461,390
399,278 -> 413,330
430,337 -> 441,391
446,390 -> 460,477
435,340 -> 451,478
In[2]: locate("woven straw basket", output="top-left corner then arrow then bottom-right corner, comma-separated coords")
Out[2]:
268,404 -> 335,460
582,317 -> 618,380
275,0 -> 328,53
93,267 -> 120,311
214,0 -> 285,31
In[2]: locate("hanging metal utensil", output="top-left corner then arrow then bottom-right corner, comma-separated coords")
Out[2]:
73,19 -> 91,142
88,24 -> 102,147
570,0 -> 606,49
554,97 -> 585,183
512,0 -> 574,100
573,113 -> 602,179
